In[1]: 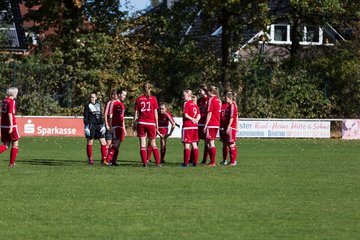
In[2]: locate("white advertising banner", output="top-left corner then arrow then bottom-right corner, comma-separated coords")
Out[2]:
168,118 -> 331,139
342,119 -> 360,139
237,120 -> 331,138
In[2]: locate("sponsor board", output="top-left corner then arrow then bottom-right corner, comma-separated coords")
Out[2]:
237,120 -> 331,138
342,119 -> 360,140
2,116 -> 84,137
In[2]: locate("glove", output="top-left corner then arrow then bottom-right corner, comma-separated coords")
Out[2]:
100,125 -> 106,135
84,126 -> 90,137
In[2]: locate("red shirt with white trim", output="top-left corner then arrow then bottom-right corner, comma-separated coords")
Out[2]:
224,101 -> 238,129
159,111 -> 174,128
1,97 -> 16,127
183,100 -> 199,128
110,100 -> 125,127
220,102 -> 229,129
135,95 -> 158,124
207,96 -> 221,127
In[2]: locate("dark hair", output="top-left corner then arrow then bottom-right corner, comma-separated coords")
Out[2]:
143,83 -> 152,98
208,86 -> 219,96
117,89 -> 126,95
90,91 -> 97,96
199,84 -> 208,92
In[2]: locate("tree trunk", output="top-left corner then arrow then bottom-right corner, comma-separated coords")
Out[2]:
221,6 -> 231,92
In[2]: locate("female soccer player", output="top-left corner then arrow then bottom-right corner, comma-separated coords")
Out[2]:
157,102 -> 177,163
223,91 -> 238,166
133,83 -> 161,167
0,87 -> 20,167
181,90 -> 200,167
83,92 -> 107,165
104,89 -> 118,149
197,84 -> 209,165
203,86 -> 221,166
219,93 -> 229,165
104,89 -> 127,166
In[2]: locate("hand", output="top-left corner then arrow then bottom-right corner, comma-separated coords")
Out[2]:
84,127 -> 90,137
100,126 -> 106,135
165,133 -> 170,138
203,125 -> 208,133
8,127 -> 13,134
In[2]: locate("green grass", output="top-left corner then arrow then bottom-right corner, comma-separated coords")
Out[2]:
0,137 -> 359,240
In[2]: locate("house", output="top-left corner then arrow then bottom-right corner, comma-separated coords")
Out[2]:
0,0 -> 27,53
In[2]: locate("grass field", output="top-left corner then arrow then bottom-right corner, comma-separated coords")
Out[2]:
0,137 -> 359,240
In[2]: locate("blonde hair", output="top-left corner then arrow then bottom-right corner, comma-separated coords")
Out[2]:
143,82 -> 152,98
183,89 -> 192,97
191,95 -> 197,102
6,87 -> 18,97
208,86 -> 219,96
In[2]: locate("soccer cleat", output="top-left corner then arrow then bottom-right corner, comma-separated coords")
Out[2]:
220,160 -> 228,165
102,161 -> 109,166
206,163 -> 216,167
200,160 -> 207,165
180,163 -> 188,167
88,160 -> 94,165
8,163 -> 16,168
143,163 -> 148,167
160,160 -> 166,164
111,162 -> 119,166
192,163 -> 197,167
229,161 -> 237,166
156,164 -> 162,167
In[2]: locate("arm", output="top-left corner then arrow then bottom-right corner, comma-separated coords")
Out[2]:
154,109 -> 159,130
165,113 -> 176,138
104,102 -> 111,130
133,110 -> 138,130
8,113 -> 13,133
204,112 -> 212,130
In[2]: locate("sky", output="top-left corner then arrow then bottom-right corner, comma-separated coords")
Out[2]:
126,0 -> 151,12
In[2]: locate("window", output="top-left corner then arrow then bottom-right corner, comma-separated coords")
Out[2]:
301,26 -> 323,45
269,24 -> 323,45
270,24 -> 291,44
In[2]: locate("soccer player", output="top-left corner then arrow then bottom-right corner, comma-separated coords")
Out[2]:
181,90 -> 200,167
83,92 -> 107,165
0,87 -> 20,167
197,84 -> 209,165
104,89 -> 127,166
157,102 -> 177,163
223,91 -> 238,166
219,93 -> 229,165
133,83 -> 161,167
203,86 -> 221,166
104,89 -> 118,149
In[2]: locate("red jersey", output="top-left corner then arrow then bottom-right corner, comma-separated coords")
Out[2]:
220,102 -> 229,129
197,96 -> 208,125
158,111 -> 174,128
224,101 -> 238,129
135,95 -> 158,125
104,100 -> 113,118
183,100 -> 199,128
1,97 -> 17,127
110,100 -> 125,127
207,95 -> 221,127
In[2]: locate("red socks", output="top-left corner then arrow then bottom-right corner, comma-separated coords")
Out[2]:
147,145 -> 152,161
192,148 -> 199,165
100,145 -> 107,162
140,147 -> 147,164
0,144 -> 8,153
230,145 -> 237,164
10,146 -> 18,165
87,144 -> 93,161
152,147 -> 160,165
209,147 -> 217,164
184,148 -> 191,165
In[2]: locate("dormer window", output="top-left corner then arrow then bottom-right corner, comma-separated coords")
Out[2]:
270,24 -> 291,43
301,26 -> 323,45
269,24 -> 323,45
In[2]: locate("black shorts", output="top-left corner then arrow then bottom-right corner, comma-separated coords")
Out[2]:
105,129 -> 112,141
87,124 -> 105,140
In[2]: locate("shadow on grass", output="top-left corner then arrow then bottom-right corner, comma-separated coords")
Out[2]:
19,158 -> 183,167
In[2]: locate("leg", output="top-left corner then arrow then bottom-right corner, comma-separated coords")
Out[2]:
99,138 -> 108,163
160,138 -> 166,163
191,142 -> 199,166
207,139 -> 217,166
201,140 -> 208,164
146,139 -> 152,162
183,143 -> 191,166
87,138 -> 94,164
0,141 -> 10,153
106,140 -> 120,165
9,140 -> 19,166
139,137 -> 148,166
149,138 -> 160,165
221,142 -> 229,165
229,143 -> 237,166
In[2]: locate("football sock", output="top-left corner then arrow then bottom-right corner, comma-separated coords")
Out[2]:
209,147 -> 217,164
189,149 -> 194,163
101,145 -> 107,162
10,146 -> 18,165
147,145 -> 152,161
140,147 -> 147,165
161,147 -> 166,162
0,144 -> 8,153
112,148 -> 119,162
87,144 -> 93,161
222,145 -> 228,161
184,148 -> 191,165
230,145 -> 237,164
106,146 -> 116,162
193,148 -> 199,165
152,146 -> 160,165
